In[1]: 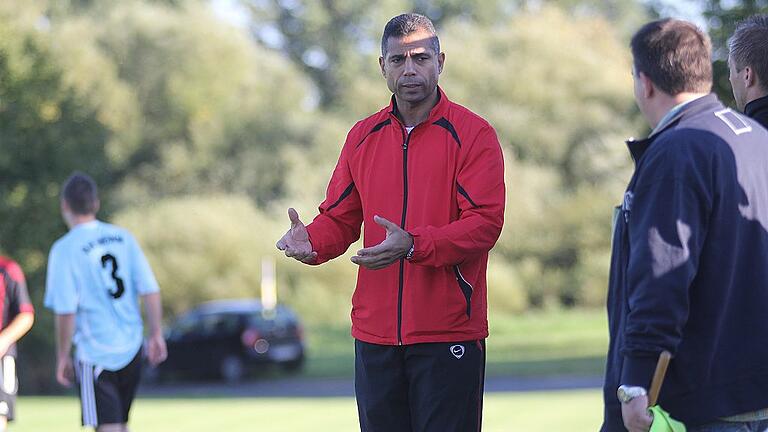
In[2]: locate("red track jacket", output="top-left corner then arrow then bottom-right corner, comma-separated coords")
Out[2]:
306,87 -> 505,345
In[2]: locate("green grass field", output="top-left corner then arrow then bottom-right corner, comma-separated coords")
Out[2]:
303,309 -> 609,378
14,390 -> 604,431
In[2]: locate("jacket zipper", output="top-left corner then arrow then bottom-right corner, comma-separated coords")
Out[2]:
397,125 -> 411,345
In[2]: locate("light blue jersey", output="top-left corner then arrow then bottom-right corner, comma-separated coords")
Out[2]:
44,220 -> 159,371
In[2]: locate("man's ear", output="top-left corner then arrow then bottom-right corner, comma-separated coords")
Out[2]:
743,66 -> 757,88
438,52 -> 445,74
639,72 -> 655,99
379,56 -> 386,77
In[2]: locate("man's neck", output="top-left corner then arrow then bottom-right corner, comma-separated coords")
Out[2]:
395,88 -> 439,127
746,91 -> 768,108
68,214 -> 97,230
650,92 -> 708,130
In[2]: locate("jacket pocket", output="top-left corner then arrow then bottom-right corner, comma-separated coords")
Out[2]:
452,265 -> 473,317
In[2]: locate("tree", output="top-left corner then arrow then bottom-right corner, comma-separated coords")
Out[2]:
49,1 -> 316,207
0,2 -> 117,391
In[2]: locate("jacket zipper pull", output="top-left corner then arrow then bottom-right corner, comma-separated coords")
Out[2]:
403,142 -> 407,150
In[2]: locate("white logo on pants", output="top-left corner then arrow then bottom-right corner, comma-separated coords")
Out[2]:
450,345 -> 465,359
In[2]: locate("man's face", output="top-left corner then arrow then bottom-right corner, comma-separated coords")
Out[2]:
728,55 -> 748,111
379,29 -> 444,105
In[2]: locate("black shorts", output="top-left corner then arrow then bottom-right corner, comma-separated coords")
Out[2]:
76,349 -> 142,427
0,355 -> 18,421
355,339 -> 486,432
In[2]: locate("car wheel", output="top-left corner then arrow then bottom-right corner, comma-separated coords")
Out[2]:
220,355 -> 245,383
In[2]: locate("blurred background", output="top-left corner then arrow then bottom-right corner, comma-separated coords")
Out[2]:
1,0 -> 766,430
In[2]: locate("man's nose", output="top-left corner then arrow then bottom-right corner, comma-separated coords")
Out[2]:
403,56 -> 417,76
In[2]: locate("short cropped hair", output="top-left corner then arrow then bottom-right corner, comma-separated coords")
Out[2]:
61,172 -> 99,215
631,19 -> 712,95
381,13 -> 440,56
729,15 -> 768,91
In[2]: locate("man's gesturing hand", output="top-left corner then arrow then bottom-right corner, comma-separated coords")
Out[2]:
351,215 -> 413,270
276,208 -> 317,264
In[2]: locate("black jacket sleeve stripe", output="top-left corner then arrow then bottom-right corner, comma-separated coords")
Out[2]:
326,182 -> 356,212
457,183 -> 479,208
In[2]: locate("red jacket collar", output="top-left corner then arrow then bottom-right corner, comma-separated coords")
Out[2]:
387,86 -> 449,125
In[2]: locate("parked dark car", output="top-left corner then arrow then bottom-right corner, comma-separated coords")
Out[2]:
147,299 -> 306,383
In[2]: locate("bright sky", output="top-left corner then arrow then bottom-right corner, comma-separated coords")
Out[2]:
210,0 -> 711,33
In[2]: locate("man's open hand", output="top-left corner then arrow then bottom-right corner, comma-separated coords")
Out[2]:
351,215 -> 412,270
276,208 -> 317,264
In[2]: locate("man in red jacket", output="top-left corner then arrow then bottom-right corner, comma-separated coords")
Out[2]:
277,13 -> 505,432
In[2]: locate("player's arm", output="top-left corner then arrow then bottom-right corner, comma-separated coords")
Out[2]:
0,263 -> 35,356
281,128 -> 364,265
0,312 -> 34,357
54,313 -> 75,386
141,292 -> 166,366
404,125 -> 505,267
44,242 -> 79,386
128,233 -> 167,366
621,139 -> 708,390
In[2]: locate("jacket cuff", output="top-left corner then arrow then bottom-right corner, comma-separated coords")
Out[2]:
303,226 -> 322,266
408,229 -> 428,262
620,354 -> 657,389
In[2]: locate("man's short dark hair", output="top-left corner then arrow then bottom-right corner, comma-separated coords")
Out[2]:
381,13 -> 440,56
631,19 -> 712,95
729,15 -> 768,92
62,172 -> 99,215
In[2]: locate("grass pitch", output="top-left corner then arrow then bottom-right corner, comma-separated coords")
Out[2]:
15,390 -> 603,431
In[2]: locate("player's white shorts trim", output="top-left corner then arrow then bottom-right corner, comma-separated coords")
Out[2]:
76,360 -> 98,427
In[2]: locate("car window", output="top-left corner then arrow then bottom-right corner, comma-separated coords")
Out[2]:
169,314 -> 204,340
170,313 -> 242,339
248,307 -> 295,329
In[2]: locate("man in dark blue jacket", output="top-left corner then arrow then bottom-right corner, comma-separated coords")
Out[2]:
602,18 -> 768,432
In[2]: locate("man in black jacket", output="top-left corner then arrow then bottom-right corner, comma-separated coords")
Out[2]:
602,18 -> 768,432
728,15 -> 768,128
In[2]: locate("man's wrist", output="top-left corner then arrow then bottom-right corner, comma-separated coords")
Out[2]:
405,235 -> 415,260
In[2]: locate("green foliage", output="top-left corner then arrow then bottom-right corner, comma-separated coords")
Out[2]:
69,2 -> 314,206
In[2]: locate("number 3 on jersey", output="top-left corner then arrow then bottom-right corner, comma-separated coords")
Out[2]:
101,254 -> 125,299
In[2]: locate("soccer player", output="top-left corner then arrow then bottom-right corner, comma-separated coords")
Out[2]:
44,172 -> 166,432
0,256 -> 34,432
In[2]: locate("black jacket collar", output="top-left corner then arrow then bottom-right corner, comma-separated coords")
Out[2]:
745,94 -> 768,128
625,94 -> 722,164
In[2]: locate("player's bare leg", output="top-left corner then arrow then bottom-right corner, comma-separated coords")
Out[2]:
96,423 -> 126,432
